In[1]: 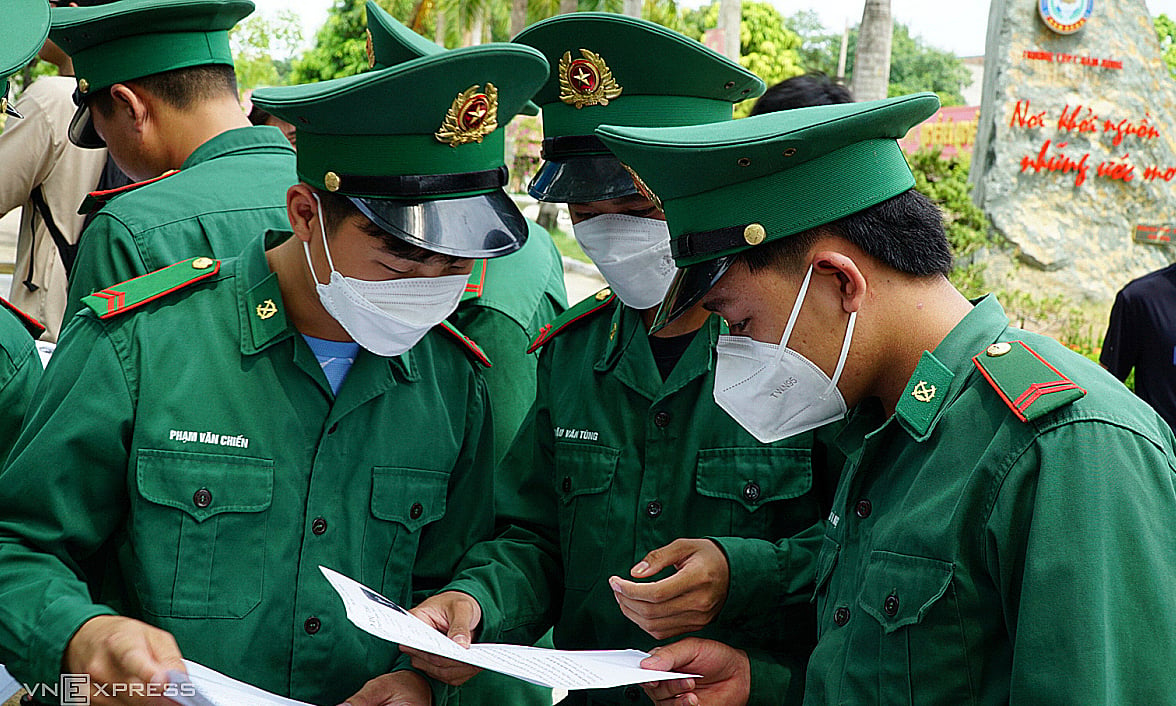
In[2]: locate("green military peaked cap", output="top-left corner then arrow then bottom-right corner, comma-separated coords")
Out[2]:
593,92 -> 940,329
252,44 -> 549,258
1,0 -> 51,119
364,1 -> 539,116
50,0 -> 253,148
513,12 -> 764,203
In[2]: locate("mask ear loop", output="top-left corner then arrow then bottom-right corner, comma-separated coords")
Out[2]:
821,310 -> 857,400
304,192 -> 339,283
773,265 -> 815,365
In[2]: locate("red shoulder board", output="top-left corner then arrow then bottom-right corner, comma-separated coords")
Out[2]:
82,257 -> 220,319
77,169 -> 179,216
438,320 -> 491,368
0,297 -> 45,339
973,340 -> 1086,422
527,288 -> 616,354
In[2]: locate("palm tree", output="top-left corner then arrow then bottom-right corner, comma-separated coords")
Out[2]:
850,0 -> 892,101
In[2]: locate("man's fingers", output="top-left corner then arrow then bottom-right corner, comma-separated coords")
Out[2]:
609,574 -> 684,604
445,596 -> 478,648
632,539 -> 698,578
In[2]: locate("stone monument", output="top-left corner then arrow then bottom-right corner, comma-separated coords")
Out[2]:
972,0 -> 1176,302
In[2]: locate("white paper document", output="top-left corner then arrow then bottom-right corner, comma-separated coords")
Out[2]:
0,664 -> 21,702
319,566 -> 699,691
167,661 -> 313,706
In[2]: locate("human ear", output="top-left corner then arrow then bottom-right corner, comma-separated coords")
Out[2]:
108,84 -> 148,130
287,184 -> 320,244
811,250 -> 867,314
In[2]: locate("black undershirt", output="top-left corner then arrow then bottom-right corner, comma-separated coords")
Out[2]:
647,329 -> 699,380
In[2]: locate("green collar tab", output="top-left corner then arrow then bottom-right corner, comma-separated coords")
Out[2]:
595,93 -> 941,267
513,12 -> 763,141
50,0 -> 252,94
2,0 -> 50,90
83,256 -> 221,319
438,320 -> 491,368
528,287 -> 617,353
0,297 -> 46,339
896,350 -> 954,439
251,44 -> 548,194
973,340 -> 1086,422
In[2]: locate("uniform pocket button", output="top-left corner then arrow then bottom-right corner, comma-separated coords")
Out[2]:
855,499 -> 872,519
410,502 -> 424,520
561,476 -> 572,493
833,606 -> 850,626
884,594 -> 900,617
193,488 -> 212,508
304,616 -> 321,634
743,481 -> 761,502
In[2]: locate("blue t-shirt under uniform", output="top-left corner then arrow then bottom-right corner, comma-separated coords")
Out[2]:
302,335 -> 360,396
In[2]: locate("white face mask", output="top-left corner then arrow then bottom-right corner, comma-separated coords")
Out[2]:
305,194 -> 467,357
713,265 -> 856,443
572,214 -> 675,310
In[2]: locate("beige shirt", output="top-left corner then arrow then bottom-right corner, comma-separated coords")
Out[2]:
0,75 -> 107,341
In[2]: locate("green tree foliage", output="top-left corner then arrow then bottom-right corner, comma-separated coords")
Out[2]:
683,2 -> 802,90
1156,14 -> 1176,78
231,11 -> 304,92
291,0 -> 414,84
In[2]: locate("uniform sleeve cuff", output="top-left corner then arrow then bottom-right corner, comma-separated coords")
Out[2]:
745,648 -> 805,706
709,536 -> 786,628
26,598 -> 117,689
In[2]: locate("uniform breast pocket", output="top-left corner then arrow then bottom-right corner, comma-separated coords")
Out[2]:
858,551 -> 969,705
368,467 -> 449,598
553,442 -> 620,591
695,447 -> 813,535
132,449 -> 274,619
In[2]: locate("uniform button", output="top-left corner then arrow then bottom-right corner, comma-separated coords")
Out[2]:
653,411 -> 671,428
328,423 -> 339,434
193,488 -> 212,508
624,685 -> 641,701
855,499 -> 872,519
645,501 -> 662,518
884,594 -> 900,617
561,476 -> 572,493
311,517 -> 328,535
304,617 -> 321,634
410,503 -> 424,520
743,481 -> 761,503
833,606 -> 850,626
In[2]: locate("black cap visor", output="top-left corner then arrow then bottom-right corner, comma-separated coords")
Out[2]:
528,154 -> 640,203
350,188 -> 528,259
650,255 -> 737,333
69,100 -> 105,148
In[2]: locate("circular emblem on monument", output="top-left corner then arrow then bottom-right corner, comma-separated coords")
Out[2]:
1038,0 -> 1093,35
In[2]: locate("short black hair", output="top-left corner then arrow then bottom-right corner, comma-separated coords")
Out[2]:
247,104 -> 273,126
740,188 -> 952,277
750,73 -> 854,116
89,64 -> 238,115
313,188 -> 467,266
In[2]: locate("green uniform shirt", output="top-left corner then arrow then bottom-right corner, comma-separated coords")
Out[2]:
0,231 -> 496,706
450,221 -> 567,462
449,301 -> 825,705
806,295 -> 1176,704
0,311 -> 41,462
63,125 -> 296,320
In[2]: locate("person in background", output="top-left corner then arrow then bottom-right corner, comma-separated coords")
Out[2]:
0,0 -> 120,342
1100,263 -> 1176,431
594,93 -> 1176,705
749,72 -> 852,116
50,0 -> 298,324
400,14 -> 829,706
246,100 -> 296,147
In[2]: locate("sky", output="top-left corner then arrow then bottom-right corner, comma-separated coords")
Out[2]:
252,0 -> 1176,59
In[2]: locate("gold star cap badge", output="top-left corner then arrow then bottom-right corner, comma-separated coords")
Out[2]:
435,83 -> 499,148
558,49 -> 623,109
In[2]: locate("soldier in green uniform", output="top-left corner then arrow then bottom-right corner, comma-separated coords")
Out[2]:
0,44 -> 549,706
397,15 -> 826,706
49,0 -> 298,321
365,0 -> 567,466
0,0 -> 51,465
591,94 -> 1176,704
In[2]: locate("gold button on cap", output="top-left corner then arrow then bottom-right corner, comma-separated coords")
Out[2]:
744,223 -> 766,246
595,288 -> 612,301
986,342 -> 1012,357
192,257 -> 215,270
324,171 -> 341,192
78,78 -> 89,93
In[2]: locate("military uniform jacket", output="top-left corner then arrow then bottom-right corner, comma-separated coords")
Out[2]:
0,303 -> 42,462
0,232 -> 496,706
63,125 -> 297,321
449,220 -> 567,462
806,295 -> 1176,705
447,299 -> 825,705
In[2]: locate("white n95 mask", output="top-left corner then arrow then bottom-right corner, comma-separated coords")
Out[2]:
713,265 -> 856,443
306,194 -> 467,357
572,214 -> 675,310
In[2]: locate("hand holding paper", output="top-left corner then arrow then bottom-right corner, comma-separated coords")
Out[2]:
402,592 -> 485,685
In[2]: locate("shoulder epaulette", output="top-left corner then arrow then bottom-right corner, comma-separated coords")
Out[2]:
438,320 -> 491,368
0,297 -> 45,339
83,256 -> 220,319
973,340 -> 1086,422
527,288 -> 617,354
77,169 -> 178,216
461,259 -> 487,302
